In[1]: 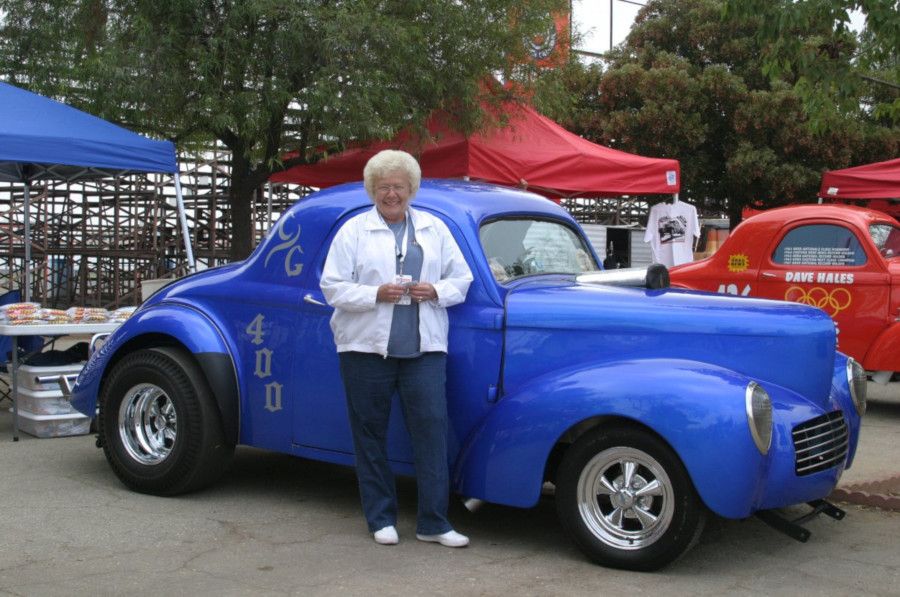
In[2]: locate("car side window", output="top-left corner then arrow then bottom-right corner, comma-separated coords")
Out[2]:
480,218 -> 598,282
772,224 -> 866,266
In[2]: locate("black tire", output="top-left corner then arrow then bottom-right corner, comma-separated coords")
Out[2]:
555,425 -> 705,571
98,347 -> 234,496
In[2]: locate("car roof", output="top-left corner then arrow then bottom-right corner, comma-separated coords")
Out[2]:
671,203 -> 900,273
298,178 -> 575,226
741,203 -> 899,230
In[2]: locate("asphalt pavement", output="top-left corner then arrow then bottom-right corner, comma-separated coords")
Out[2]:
1,382 -> 899,597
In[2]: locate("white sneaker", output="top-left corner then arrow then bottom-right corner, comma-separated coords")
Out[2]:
416,530 -> 469,548
373,525 -> 399,545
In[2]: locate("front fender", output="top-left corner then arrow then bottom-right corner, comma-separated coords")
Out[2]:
70,303 -> 239,444
831,352 -> 864,469
452,359 -> 773,517
861,322 -> 900,372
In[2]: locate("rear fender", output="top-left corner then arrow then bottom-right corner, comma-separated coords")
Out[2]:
861,322 -> 900,372
70,304 -> 239,445
452,359 -> 767,516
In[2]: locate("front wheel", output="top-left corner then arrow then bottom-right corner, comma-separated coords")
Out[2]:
555,425 -> 705,571
98,347 -> 234,496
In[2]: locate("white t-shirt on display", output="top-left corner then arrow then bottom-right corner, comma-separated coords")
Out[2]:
644,201 -> 700,267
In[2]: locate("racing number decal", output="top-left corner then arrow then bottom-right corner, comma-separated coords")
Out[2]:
247,313 -> 265,345
717,283 -> 752,296
720,253 -> 751,295
246,313 -> 283,413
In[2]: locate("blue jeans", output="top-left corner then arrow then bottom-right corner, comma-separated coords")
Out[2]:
339,351 -> 452,535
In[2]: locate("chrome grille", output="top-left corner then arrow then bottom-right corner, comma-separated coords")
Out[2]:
793,411 -> 849,476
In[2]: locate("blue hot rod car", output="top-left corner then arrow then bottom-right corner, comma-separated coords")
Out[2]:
70,180 -> 866,570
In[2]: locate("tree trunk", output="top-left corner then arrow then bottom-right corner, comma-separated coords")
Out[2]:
729,207 -> 743,230
225,112 -> 289,261
228,183 -> 254,261
228,150 -> 265,262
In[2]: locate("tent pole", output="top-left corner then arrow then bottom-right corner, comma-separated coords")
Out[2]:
23,182 -> 31,302
173,174 -> 196,274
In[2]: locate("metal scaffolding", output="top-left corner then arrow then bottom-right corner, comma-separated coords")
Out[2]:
560,196 -> 650,225
0,151 -> 310,309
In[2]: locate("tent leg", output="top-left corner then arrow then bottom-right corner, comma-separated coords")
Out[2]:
173,174 -> 196,274
23,183 -> 31,302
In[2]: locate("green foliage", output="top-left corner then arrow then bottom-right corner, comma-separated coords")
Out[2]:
0,0 -> 568,257
547,0 -> 898,221
723,0 -> 900,131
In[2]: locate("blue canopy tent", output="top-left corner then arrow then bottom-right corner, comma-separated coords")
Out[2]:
0,81 -> 194,300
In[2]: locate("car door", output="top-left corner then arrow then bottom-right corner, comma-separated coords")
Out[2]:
756,220 -> 890,361
289,211 -> 415,464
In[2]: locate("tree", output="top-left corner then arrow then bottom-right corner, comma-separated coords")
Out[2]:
723,0 -> 900,132
0,0 -> 568,259
548,0 -> 897,224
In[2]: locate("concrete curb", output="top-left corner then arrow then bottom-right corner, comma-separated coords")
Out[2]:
831,474 -> 900,510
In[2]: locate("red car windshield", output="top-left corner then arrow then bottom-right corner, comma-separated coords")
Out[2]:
870,223 -> 900,259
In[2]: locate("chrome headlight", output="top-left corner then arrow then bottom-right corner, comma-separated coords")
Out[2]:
745,381 -> 773,455
847,358 -> 867,416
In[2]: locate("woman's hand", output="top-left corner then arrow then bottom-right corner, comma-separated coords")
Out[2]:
377,283 -> 407,303
377,282 -> 436,303
407,282 -> 436,303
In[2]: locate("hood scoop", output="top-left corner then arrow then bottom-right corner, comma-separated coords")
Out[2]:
577,264 -> 670,290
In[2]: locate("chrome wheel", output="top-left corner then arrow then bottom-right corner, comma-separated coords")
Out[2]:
576,446 -> 674,551
99,347 -> 233,496
557,426 -> 704,570
118,383 -> 177,465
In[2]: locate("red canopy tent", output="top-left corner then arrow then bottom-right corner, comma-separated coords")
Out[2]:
819,157 -> 900,199
819,157 -> 900,216
270,102 -> 680,199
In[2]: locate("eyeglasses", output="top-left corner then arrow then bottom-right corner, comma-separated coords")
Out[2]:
375,184 -> 410,194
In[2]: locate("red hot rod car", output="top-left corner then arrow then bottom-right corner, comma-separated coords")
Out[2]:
670,203 -> 900,382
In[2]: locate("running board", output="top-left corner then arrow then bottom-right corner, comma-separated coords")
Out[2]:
755,500 -> 846,542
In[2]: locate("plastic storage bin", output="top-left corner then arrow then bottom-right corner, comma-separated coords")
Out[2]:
15,386 -> 79,415
8,363 -> 84,391
17,410 -> 91,438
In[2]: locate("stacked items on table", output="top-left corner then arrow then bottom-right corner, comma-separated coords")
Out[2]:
0,303 -> 136,325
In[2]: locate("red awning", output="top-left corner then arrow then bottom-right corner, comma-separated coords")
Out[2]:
271,102 -> 680,199
819,157 -> 900,200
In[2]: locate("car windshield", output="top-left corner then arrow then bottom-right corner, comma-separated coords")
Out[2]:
870,223 -> 900,259
479,217 -> 599,282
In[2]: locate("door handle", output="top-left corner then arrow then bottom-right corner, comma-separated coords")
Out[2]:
303,294 -> 327,306
761,272 -> 777,278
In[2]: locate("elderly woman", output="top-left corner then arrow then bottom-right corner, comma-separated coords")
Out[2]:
320,150 -> 473,547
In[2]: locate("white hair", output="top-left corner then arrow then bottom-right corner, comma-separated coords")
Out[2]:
363,150 -> 422,200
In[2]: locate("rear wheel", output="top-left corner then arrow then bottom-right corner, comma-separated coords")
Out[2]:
555,425 -> 705,571
98,347 -> 234,496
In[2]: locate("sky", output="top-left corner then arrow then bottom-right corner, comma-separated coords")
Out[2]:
571,0 -> 645,56
570,1 -> 866,57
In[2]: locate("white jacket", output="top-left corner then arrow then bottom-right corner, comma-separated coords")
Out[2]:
320,206 -> 473,356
